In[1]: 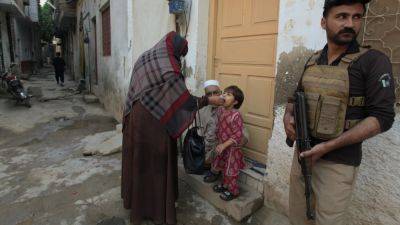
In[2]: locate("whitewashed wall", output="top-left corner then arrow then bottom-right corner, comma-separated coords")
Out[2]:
27,0 -> 39,22
101,0 -> 208,120
73,0 -> 176,121
13,18 -> 33,62
73,0 -> 130,120
183,0 -> 210,96
276,0 -> 325,55
124,0 -> 176,98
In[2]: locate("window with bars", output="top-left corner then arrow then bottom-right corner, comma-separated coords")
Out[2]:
102,6 -> 111,56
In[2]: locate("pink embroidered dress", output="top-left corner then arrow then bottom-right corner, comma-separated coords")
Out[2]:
212,107 -> 245,195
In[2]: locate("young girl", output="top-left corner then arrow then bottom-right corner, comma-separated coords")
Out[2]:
205,85 -> 245,201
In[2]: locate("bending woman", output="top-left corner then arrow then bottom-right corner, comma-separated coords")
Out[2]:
121,31 -> 223,225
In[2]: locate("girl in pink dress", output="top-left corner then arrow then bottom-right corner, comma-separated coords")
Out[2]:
209,85 -> 245,201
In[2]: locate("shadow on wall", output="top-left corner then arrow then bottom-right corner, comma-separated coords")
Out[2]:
275,46 -> 315,106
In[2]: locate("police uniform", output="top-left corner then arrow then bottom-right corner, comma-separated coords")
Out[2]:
289,40 -> 396,225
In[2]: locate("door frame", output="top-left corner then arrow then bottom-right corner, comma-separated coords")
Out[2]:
0,23 -> 4,72
91,16 -> 98,85
206,0 -> 218,80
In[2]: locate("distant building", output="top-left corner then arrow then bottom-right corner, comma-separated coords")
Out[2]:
0,0 -> 41,74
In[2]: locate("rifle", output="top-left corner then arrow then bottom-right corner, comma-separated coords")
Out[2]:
286,91 -> 315,220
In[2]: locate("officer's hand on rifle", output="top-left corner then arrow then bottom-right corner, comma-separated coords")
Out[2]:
300,142 -> 329,166
284,104 -> 296,141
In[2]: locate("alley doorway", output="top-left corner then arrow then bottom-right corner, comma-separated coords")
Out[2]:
91,17 -> 98,85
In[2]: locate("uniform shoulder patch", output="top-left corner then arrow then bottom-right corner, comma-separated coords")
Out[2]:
378,73 -> 391,88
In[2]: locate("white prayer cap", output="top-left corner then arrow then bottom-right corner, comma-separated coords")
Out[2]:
203,80 -> 220,88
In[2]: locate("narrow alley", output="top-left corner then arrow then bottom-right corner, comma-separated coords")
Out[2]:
1,1 -> 399,225
0,67 -> 290,225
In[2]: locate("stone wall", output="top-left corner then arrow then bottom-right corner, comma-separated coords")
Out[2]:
361,0 -> 400,100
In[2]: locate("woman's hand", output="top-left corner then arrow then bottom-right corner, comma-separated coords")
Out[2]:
208,95 -> 225,106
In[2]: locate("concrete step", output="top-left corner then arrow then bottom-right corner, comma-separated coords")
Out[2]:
96,133 -> 122,156
239,167 -> 266,194
83,94 -> 99,103
116,123 -> 122,133
27,86 -> 43,98
250,204 -> 291,225
178,162 -> 264,221
81,130 -> 122,156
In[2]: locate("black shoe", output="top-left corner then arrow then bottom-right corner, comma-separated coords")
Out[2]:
220,190 -> 238,201
60,83 -> 64,87
212,184 -> 227,193
203,171 -> 220,183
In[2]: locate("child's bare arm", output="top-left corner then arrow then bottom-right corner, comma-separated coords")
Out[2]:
216,139 -> 235,154
230,112 -> 244,146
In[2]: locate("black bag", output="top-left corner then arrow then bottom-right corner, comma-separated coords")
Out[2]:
182,111 -> 205,175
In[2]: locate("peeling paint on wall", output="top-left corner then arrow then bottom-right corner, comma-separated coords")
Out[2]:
274,0 -> 326,106
179,0 -> 210,96
275,45 -> 314,105
276,0 -> 325,55
308,0 -> 317,10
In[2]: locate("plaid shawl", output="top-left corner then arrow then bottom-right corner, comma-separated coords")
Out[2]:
124,31 -> 197,139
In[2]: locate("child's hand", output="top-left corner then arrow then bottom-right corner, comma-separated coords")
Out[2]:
216,144 -> 225,154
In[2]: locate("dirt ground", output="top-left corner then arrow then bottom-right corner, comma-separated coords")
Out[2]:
0,67 -> 290,225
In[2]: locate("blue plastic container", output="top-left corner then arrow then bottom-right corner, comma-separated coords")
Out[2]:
169,0 -> 185,14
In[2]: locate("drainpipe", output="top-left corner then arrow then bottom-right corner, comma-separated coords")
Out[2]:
82,13 -> 91,93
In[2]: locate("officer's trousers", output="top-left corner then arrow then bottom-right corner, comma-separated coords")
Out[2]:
289,151 -> 358,225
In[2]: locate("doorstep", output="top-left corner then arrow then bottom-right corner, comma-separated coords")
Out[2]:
83,94 -> 99,103
239,167 -> 267,194
178,162 -> 264,222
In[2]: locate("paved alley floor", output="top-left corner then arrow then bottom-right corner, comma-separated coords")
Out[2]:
0,67 -> 290,225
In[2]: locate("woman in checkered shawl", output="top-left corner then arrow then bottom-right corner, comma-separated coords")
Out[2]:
121,31 -> 223,225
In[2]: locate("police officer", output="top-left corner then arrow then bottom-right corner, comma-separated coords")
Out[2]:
283,0 -> 396,224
